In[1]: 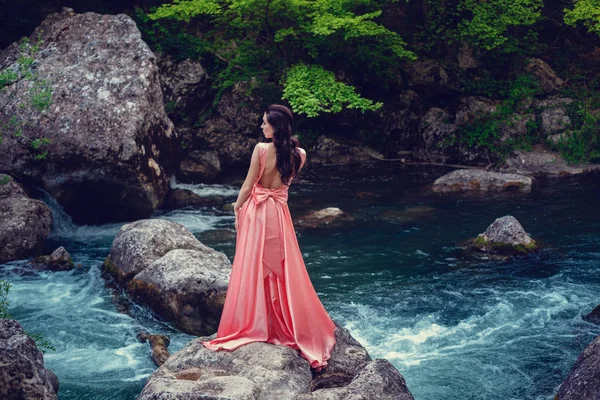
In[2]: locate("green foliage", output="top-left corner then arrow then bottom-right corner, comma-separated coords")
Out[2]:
458,0 -> 542,50
147,0 -> 415,116
550,100 -> 600,163
0,33 -> 52,160
0,279 -> 55,354
450,74 -> 542,160
564,0 -> 600,35
282,64 -> 383,117
0,280 -> 11,319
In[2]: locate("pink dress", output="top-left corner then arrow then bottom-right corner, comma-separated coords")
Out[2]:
202,143 -> 336,369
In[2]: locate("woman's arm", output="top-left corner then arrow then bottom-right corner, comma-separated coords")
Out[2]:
234,143 -> 261,212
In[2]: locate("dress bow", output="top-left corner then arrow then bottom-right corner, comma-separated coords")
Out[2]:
252,184 -> 288,205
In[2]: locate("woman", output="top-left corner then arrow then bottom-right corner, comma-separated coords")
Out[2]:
202,104 -> 336,371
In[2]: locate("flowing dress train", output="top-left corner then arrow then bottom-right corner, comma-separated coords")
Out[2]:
202,143 -> 336,369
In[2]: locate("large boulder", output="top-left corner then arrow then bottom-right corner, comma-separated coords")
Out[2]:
415,107 -> 458,163
137,325 -> 414,400
104,219 -> 231,336
534,97 -> 574,136
557,335 -> 600,400
523,58 -> 565,95
432,169 -> 532,193
295,207 -> 355,230
30,246 -> 75,271
163,188 -> 226,210
309,136 -> 383,166
0,174 -> 53,262
501,144 -> 600,176
178,149 -> 221,183
0,8 -> 177,224
0,319 -> 58,400
403,59 -> 456,99
157,55 -> 212,127
455,97 -> 498,126
467,215 -> 537,255
192,80 -> 262,166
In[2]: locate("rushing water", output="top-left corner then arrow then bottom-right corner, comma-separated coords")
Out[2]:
1,164 -> 599,400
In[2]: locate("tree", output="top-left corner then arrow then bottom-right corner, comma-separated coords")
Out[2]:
147,0 -> 415,117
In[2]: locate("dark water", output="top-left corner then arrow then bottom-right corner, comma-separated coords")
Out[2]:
2,165 -> 600,400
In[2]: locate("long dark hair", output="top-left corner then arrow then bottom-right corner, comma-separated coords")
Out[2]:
265,104 -> 302,186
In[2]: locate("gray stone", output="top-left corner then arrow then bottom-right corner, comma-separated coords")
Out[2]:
0,8 -> 176,224
404,59 -> 453,95
138,329 -> 413,400
470,215 -> 537,255
158,54 -> 212,126
0,319 -> 58,400
583,304 -> 600,325
557,335 -> 600,400
163,188 -> 226,210
502,144 -> 600,176
310,136 -> 383,166
137,331 -> 171,367
523,58 -> 565,95
455,97 -> 498,126
179,150 -> 221,183
0,174 -> 53,262
458,42 -> 477,69
295,207 -> 355,230
128,248 -> 231,336
417,107 -> 458,163
104,219 -> 208,281
31,246 -> 75,271
540,106 -> 571,135
433,169 -> 532,193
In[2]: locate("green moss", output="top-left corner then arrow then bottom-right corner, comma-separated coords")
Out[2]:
473,236 -> 488,247
102,257 -> 120,278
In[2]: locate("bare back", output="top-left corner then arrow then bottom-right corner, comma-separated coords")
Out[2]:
257,143 -> 306,189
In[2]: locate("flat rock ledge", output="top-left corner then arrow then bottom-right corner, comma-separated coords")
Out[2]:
0,319 -> 59,400
433,169 -> 532,193
0,174 -> 53,262
502,146 -> 600,176
103,219 -> 231,335
137,324 -> 414,400
556,335 -> 600,400
295,207 -> 355,230
466,215 -> 537,256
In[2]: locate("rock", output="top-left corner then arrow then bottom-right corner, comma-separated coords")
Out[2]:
0,8 -> 177,224
127,248 -> 230,336
583,304 -> 600,325
455,97 -> 498,126
404,59 -> 455,98
416,107 -> 458,163
499,114 -> 536,142
468,215 -> 537,255
360,90 -> 422,150
137,330 -> 171,367
103,219 -> 207,282
547,132 -> 570,145
0,174 -> 53,262
523,58 -> 565,95
502,144 -> 600,176
157,54 -> 212,127
458,42 -> 477,70
295,207 -> 355,229
138,327 -> 413,400
104,219 -> 231,336
178,150 -> 221,183
433,169 -> 532,193
194,81 -> 262,166
299,359 -> 415,400
0,319 -> 58,400
310,136 -> 383,165
557,335 -> 600,400
31,246 -> 75,271
163,188 -> 226,210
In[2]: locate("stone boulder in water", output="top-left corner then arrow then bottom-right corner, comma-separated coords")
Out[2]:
433,169 -> 532,193
103,219 -> 231,335
0,319 -> 59,400
0,174 -> 53,262
295,207 -> 355,230
467,215 -> 537,256
137,324 -> 414,400
0,8 -> 177,224
556,335 -> 600,400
